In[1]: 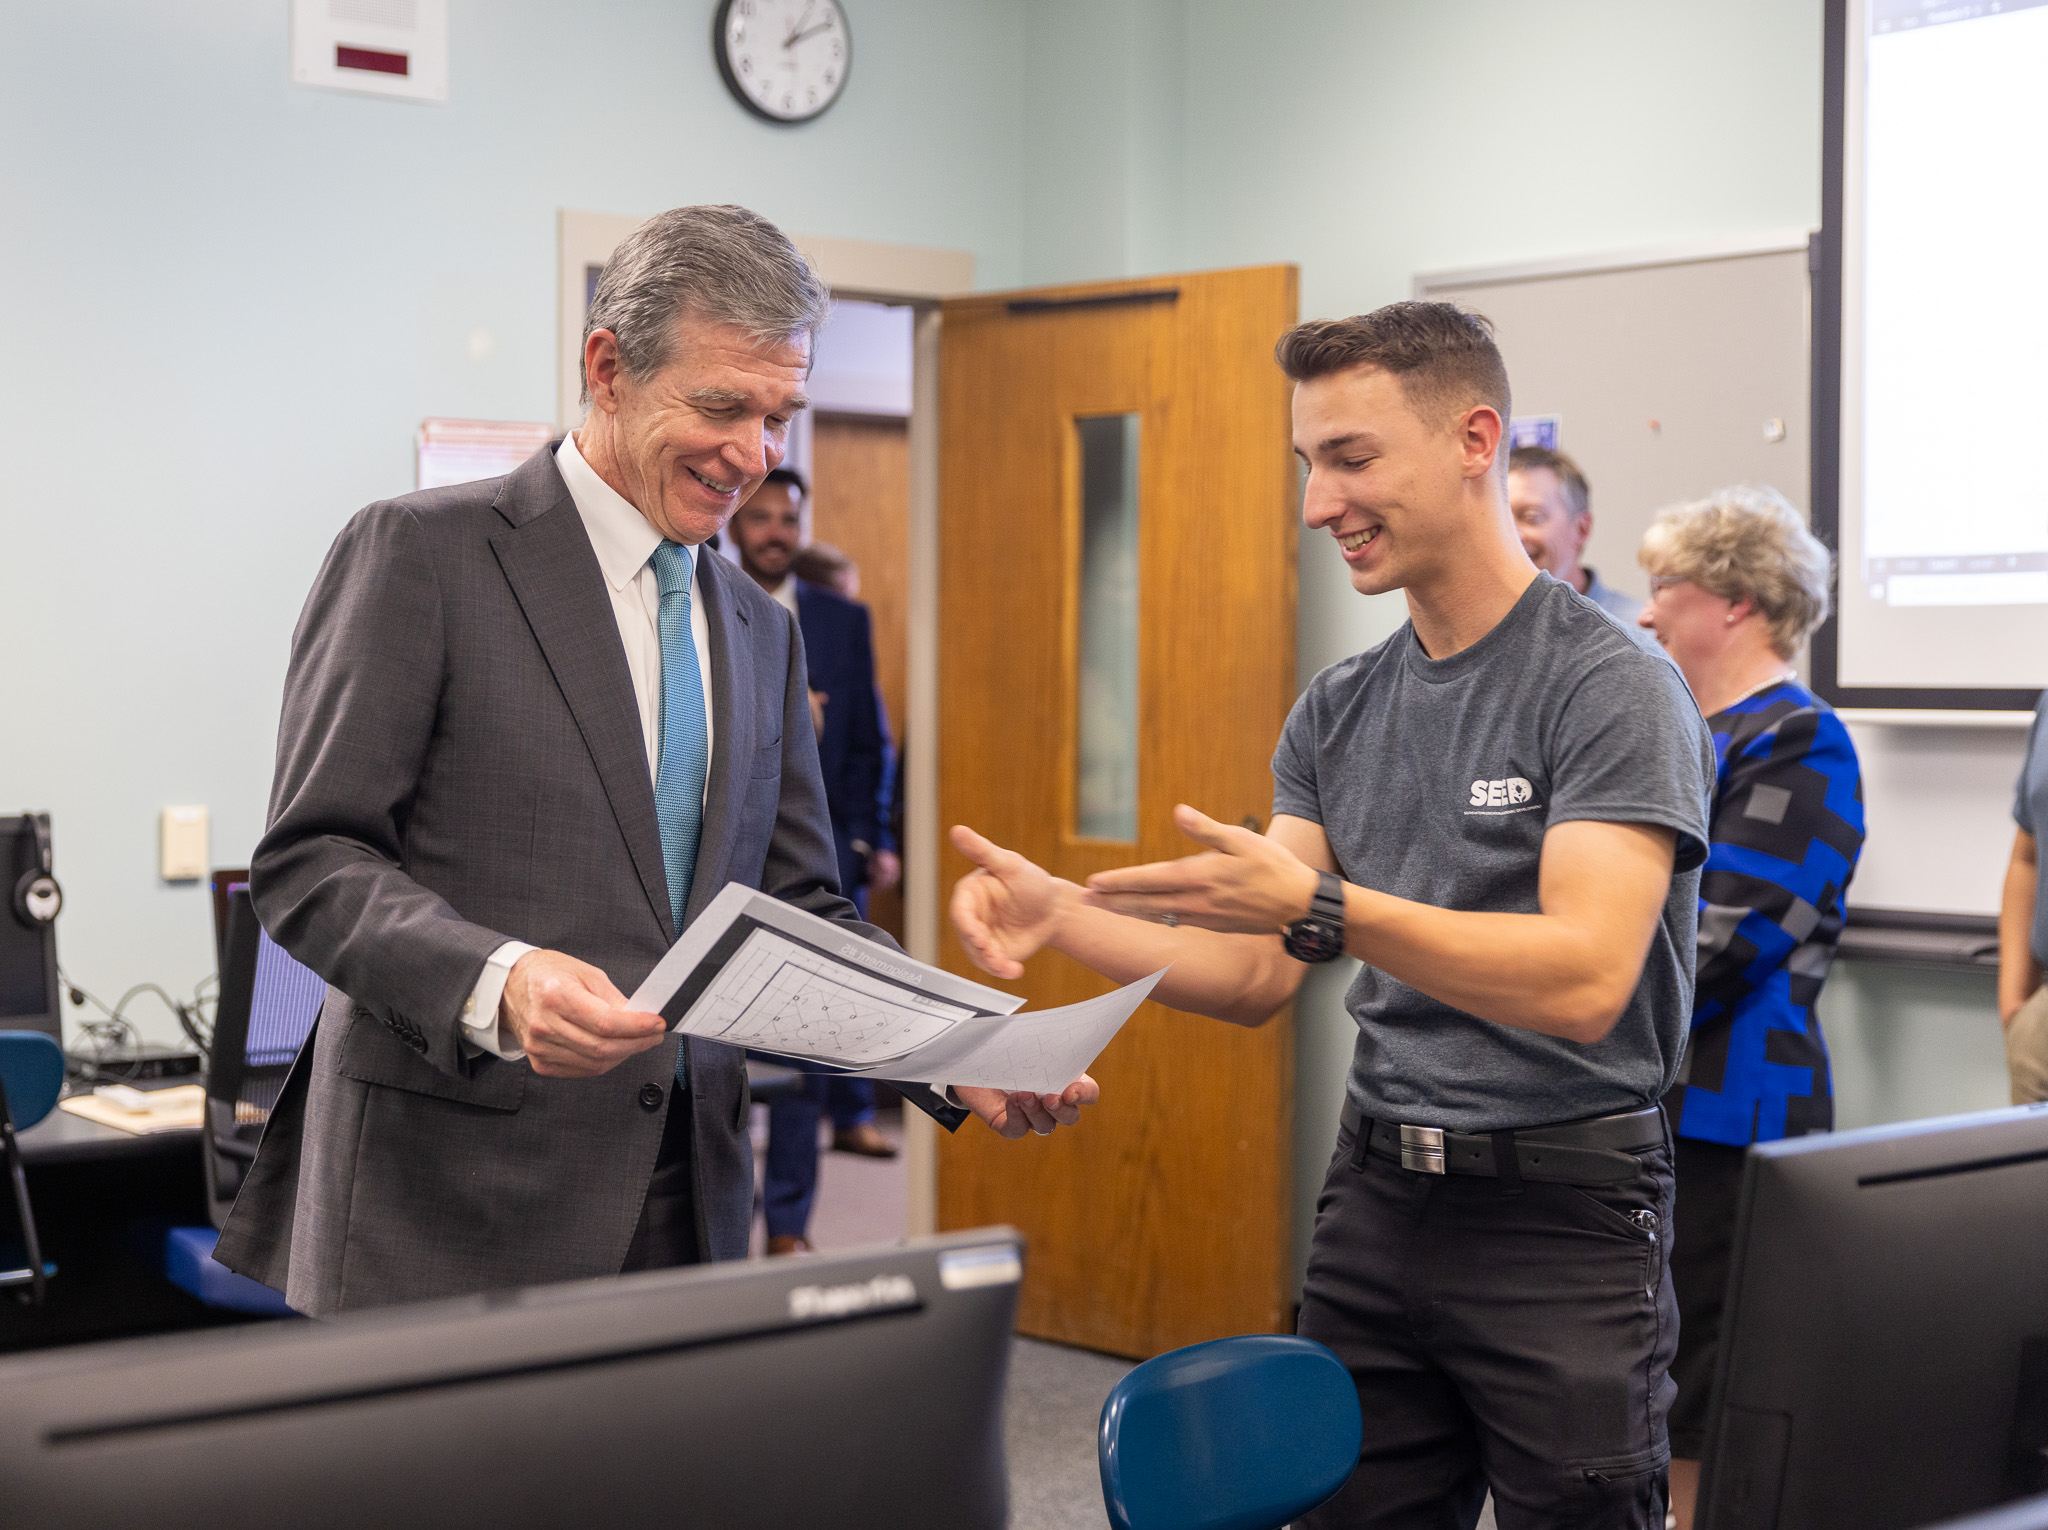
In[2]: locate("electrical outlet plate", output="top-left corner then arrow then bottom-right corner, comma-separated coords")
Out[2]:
161,806 -> 208,882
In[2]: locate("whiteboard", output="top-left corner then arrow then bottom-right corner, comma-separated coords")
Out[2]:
1418,238 -> 2024,918
1419,238 -> 1812,608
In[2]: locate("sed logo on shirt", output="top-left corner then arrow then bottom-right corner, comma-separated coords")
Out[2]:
1468,776 -> 1535,809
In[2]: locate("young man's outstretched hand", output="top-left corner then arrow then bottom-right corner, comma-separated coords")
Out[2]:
944,824 -> 1100,1135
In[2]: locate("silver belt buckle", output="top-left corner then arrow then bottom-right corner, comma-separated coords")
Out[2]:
1399,1124 -> 1446,1174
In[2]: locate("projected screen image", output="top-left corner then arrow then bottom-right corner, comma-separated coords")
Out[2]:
1837,0 -> 2048,692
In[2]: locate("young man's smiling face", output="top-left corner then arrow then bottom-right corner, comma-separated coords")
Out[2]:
1292,363 -> 1491,599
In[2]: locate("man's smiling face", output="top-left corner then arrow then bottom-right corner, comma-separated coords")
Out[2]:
1292,363 -> 1475,598
597,313 -> 811,546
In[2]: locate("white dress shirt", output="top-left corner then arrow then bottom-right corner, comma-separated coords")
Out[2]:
461,433 -> 715,1058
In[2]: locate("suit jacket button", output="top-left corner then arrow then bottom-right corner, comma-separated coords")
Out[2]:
639,1083 -> 665,1111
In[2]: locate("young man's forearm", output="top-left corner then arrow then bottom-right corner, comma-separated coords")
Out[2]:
1046,885 -> 1302,1026
1339,887 -> 1644,1045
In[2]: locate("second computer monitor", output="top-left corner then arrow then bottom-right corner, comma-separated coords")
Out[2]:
1699,1103 -> 2048,1530
0,814 -> 61,1043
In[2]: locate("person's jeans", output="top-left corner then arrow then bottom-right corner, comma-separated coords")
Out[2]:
762,1076 -> 880,1240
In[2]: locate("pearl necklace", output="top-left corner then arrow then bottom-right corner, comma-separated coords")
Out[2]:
1721,669 -> 1799,710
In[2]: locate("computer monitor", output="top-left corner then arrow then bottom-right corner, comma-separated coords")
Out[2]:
208,866 -> 249,971
1921,1495 -> 2048,1530
1699,1104 -> 2048,1530
215,889 -> 326,1073
0,814 -> 61,1043
0,1227 -> 1023,1529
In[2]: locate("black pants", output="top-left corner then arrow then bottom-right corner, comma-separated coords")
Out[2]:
1297,1120 -> 1678,1530
1665,1136 -> 1748,1458
620,1087 -> 699,1272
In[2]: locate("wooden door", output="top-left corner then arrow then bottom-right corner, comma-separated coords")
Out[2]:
810,415 -> 911,942
936,266 -> 1299,1357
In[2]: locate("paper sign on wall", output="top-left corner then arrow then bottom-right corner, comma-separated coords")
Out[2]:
416,419 -> 556,491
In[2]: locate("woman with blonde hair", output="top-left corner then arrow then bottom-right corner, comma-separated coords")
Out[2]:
1635,486 -> 1866,1529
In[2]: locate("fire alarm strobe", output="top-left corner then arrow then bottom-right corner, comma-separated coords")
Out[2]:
292,0 -> 449,103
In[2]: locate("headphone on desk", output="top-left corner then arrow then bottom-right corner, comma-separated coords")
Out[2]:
12,814 -> 62,928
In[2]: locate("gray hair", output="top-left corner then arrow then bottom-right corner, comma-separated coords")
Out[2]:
580,204 -> 829,404
1638,484 -> 1833,659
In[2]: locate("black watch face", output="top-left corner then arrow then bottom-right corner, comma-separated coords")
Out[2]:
1284,917 -> 1345,964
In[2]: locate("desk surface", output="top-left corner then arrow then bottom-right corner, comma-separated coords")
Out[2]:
17,1108 -> 198,1168
17,1082 -> 203,1169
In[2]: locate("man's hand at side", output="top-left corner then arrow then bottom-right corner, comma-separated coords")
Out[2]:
499,950 -> 670,1078
953,1078 -> 1100,1138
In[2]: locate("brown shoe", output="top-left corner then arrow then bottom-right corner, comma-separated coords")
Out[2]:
831,1122 -> 899,1159
766,1235 -> 813,1256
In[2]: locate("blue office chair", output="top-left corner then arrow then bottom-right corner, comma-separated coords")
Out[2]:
0,1030 -> 66,1305
1098,1333 -> 1363,1530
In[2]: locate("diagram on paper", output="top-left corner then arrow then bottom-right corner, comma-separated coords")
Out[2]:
681,929 -> 977,1067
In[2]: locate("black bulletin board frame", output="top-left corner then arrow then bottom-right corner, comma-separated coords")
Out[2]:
1809,0 -> 2042,714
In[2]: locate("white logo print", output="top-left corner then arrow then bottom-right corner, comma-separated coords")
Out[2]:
1468,777 -> 1536,810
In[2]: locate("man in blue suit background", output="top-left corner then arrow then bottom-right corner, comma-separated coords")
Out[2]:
727,467 -> 901,1254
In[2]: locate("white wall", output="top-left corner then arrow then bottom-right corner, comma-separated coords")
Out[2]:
0,0 -> 1030,1044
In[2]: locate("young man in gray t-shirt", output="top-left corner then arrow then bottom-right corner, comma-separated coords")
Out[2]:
948,301 -> 1713,1530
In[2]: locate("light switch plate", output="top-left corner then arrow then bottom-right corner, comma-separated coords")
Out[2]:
160,806 -> 208,882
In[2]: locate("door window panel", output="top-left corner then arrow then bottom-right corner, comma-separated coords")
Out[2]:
1075,413 -> 1141,841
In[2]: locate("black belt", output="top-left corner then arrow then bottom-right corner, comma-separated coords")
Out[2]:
1339,1099 -> 1665,1187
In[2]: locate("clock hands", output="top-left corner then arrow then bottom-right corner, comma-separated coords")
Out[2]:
781,3 -> 836,49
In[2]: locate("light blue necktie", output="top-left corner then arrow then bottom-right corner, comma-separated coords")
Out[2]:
650,541 -> 709,1087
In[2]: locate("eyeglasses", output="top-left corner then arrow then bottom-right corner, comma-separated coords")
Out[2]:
1646,575 -> 1690,597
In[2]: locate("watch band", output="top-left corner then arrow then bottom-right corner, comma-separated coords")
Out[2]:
1282,870 -> 1346,964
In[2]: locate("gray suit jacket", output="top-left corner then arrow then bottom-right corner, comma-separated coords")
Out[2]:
216,444 -> 962,1316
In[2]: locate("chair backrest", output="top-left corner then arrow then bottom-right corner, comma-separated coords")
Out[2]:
1098,1333 -> 1362,1530
203,891 -> 324,1223
0,1031 -> 65,1133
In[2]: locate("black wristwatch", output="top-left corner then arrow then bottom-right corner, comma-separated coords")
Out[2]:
1282,871 -> 1347,964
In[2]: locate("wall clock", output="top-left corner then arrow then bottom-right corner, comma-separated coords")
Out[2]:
714,0 -> 851,125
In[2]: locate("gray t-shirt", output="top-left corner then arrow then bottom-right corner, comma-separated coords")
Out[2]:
1272,573 -> 1714,1132
2010,699 -> 2048,963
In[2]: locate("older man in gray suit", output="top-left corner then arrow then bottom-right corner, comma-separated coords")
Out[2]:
217,205 -> 1096,1316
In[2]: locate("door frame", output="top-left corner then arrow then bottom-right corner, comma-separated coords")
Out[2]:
557,211 -> 976,1237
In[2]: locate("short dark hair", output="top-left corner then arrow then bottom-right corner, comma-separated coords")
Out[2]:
1507,445 -> 1590,518
792,542 -> 854,585
1274,301 -> 1512,436
761,465 -> 808,498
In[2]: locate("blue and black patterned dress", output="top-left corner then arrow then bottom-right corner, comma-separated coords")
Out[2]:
1663,677 -> 1867,1456
1662,679 -> 1867,1147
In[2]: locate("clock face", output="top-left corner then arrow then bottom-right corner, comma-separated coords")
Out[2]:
715,0 -> 851,124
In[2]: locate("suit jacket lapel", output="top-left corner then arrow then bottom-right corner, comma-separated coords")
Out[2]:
489,449 -> 675,940
688,546 -> 754,921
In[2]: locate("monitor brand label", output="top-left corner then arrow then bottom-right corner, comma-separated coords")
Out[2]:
939,1244 -> 1023,1290
787,1273 -> 918,1321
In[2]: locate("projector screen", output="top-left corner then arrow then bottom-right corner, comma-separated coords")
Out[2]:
1816,0 -> 2048,709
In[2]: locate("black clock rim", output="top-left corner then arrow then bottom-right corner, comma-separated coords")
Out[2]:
712,0 -> 852,127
